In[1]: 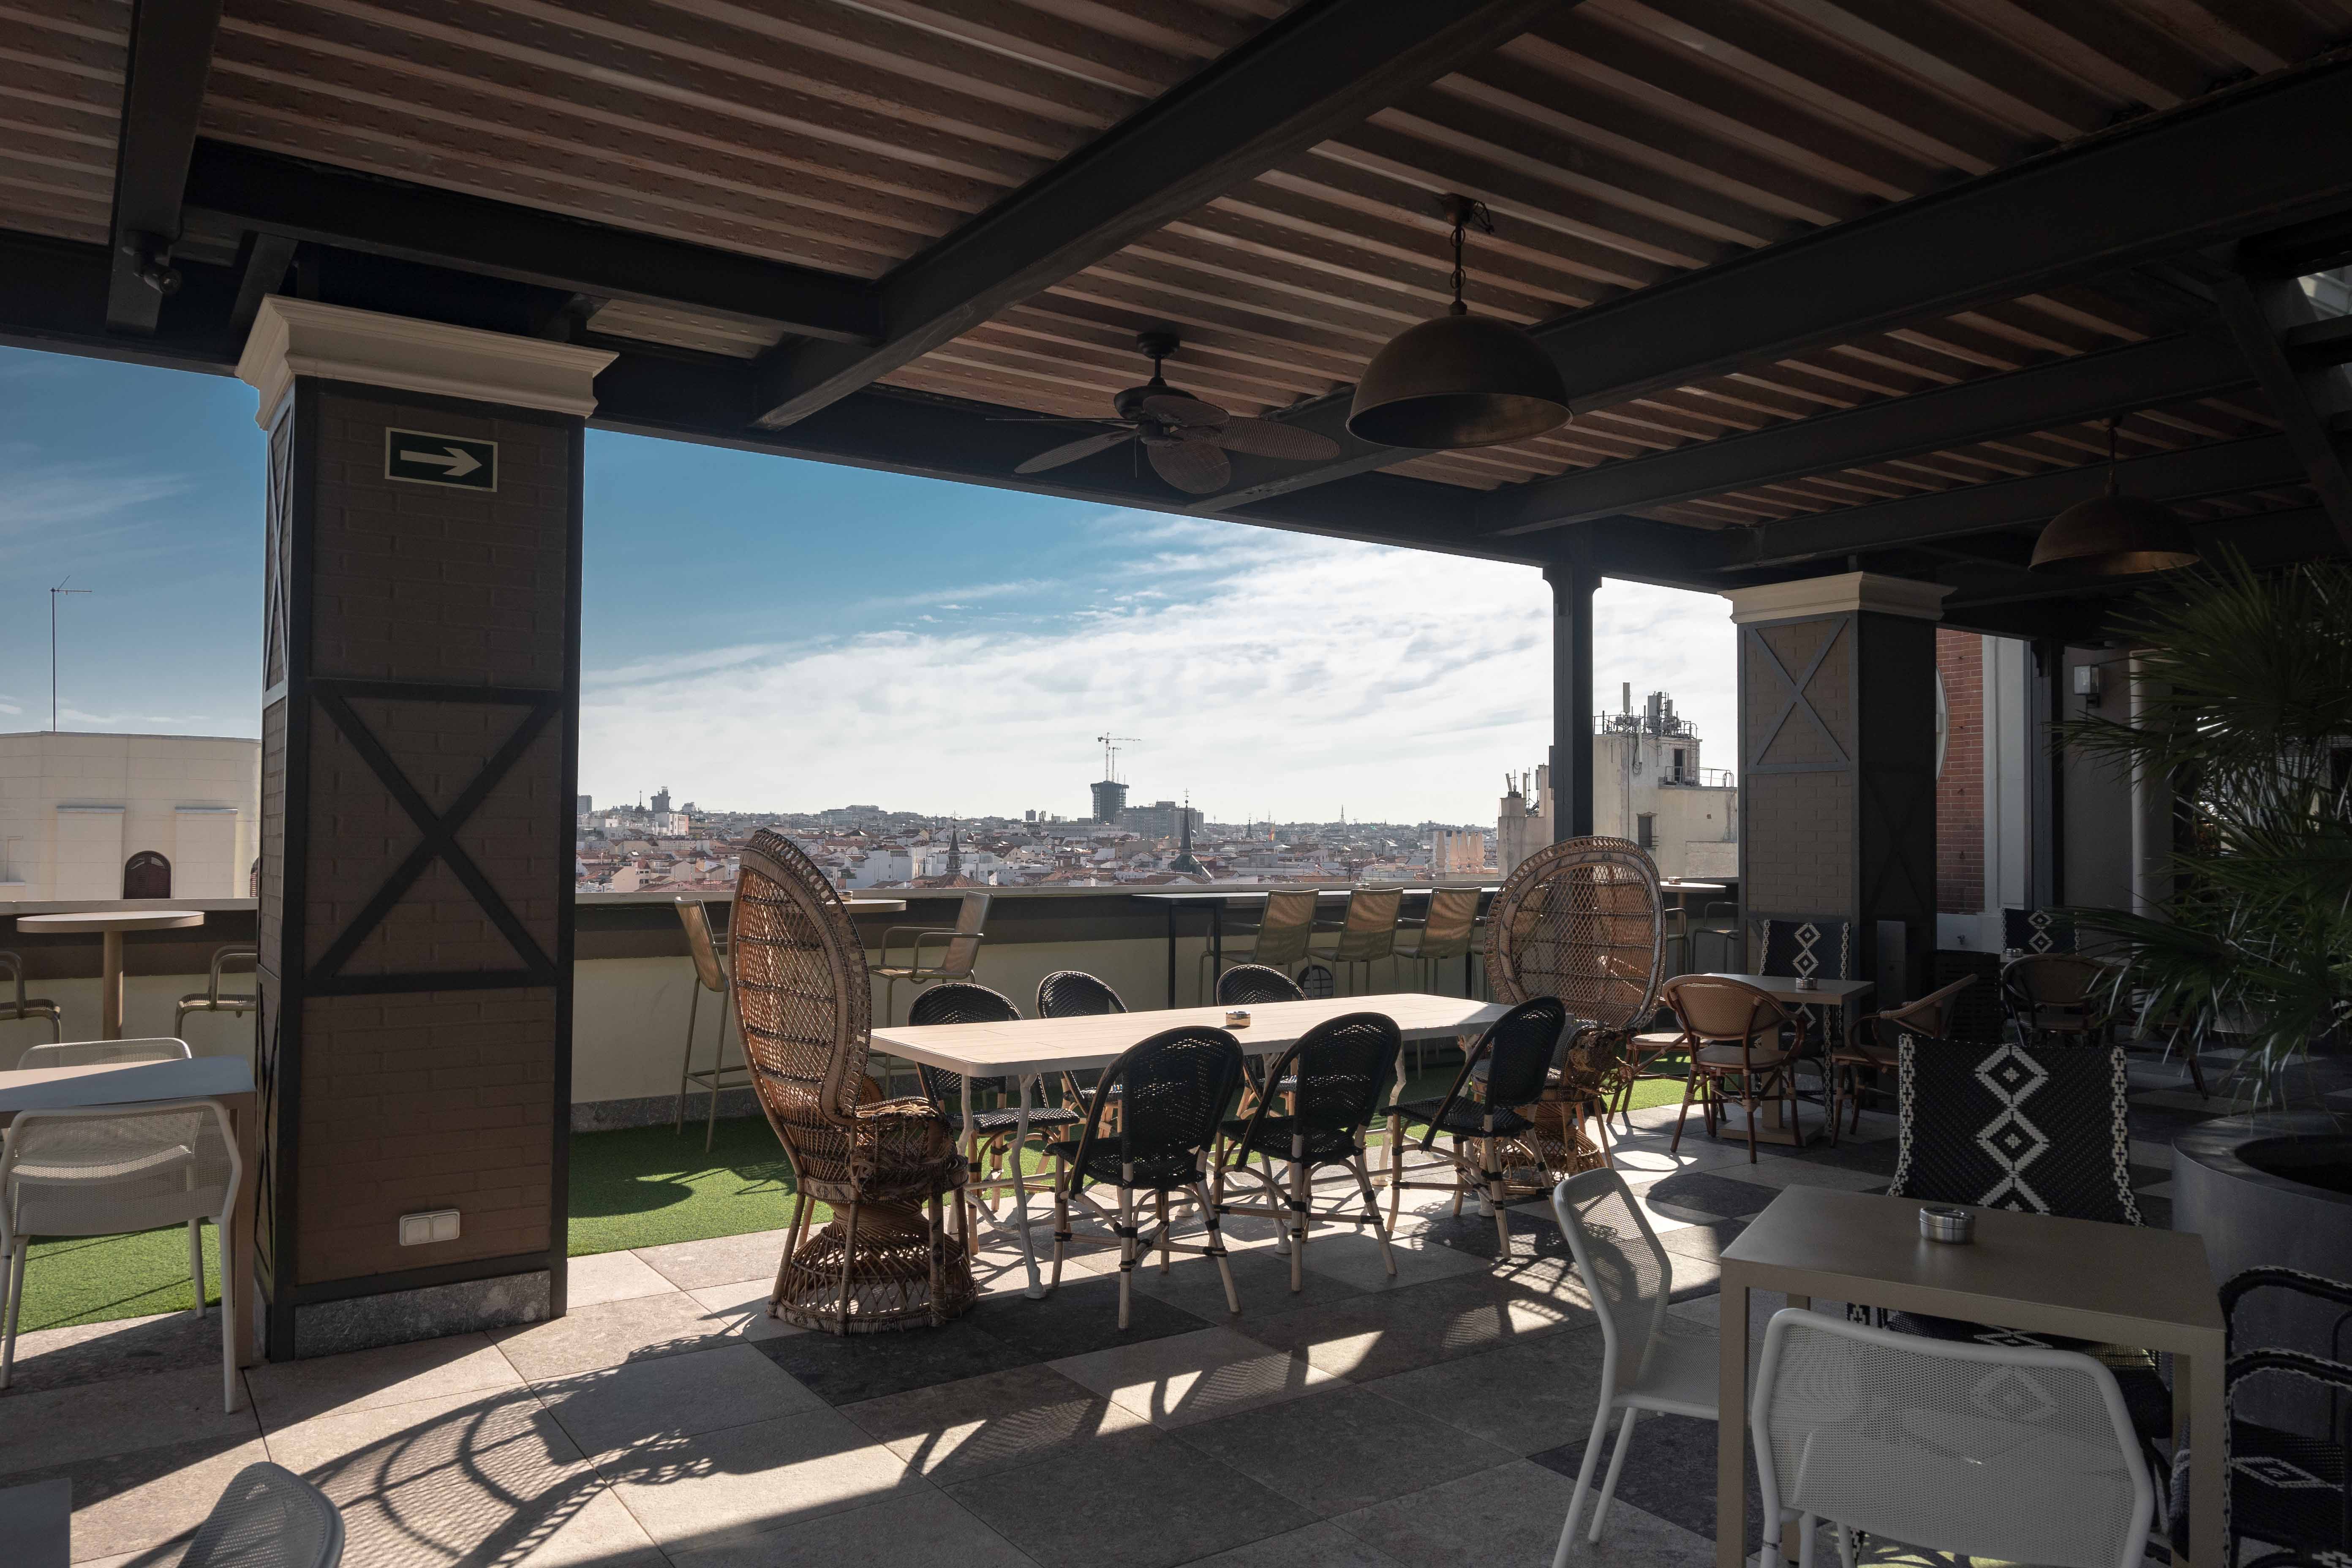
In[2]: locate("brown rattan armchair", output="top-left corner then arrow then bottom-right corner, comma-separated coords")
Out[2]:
730,830 -> 972,1333
1479,836 -> 1666,1187
1830,973 -> 1978,1141
1660,975 -> 1807,1162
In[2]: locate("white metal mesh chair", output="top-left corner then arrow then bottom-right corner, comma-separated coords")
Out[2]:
0,1095 -> 245,1410
183,1461 -> 344,1568
0,950 -> 63,1043
16,1036 -> 193,1070
1751,1307 -> 2153,1568
1550,1168 -> 1721,1564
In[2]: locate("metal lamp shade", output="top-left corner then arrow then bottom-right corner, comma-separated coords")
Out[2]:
2029,480 -> 2201,575
1347,311 -> 1570,448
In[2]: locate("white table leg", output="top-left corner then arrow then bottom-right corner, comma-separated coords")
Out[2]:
1011,1075 -> 1043,1298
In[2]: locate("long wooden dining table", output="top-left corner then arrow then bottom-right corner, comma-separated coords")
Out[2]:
870,991 -> 1505,1297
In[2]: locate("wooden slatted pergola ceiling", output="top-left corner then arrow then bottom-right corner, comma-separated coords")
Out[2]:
5,0 -> 2352,639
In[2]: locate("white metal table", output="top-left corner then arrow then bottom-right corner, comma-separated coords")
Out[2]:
871,992 -> 1505,1296
11,910 -> 206,1040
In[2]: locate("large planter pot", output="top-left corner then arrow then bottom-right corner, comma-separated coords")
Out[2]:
2173,1111 -> 2352,1439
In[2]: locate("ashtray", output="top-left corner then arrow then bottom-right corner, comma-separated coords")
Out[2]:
1793,975 -> 1819,993
1919,1205 -> 1974,1244
1224,1009 -> 1251,1028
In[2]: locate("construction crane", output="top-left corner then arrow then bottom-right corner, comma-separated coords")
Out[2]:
1095,733 -> 1141,782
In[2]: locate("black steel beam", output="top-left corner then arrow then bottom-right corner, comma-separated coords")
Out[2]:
182,142 -> 881,345
1724,434 -> 2303,570
1482,332 -> 2253,536
2216,272 -> 2352,552
106,0 -> 224,332
0,230 -> 242,372
750,0 -> 1569,429
1505,58 -> 2352,421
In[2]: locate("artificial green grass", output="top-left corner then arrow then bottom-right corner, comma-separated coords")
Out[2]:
8,1064 -> 1699,1333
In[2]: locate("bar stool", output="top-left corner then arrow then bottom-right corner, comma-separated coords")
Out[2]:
175,945 -> 257,1040
672,897 -> 743,1151
0,952 -> 62,1044
873,891 -> 990,1026
1319,886 -> 1402,995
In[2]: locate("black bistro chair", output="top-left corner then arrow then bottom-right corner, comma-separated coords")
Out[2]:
1213,1011 -> 1402,1294
1037,970 -> 1127,1121
1383,996 -> 1567,1252
1217,965 -> 1305,1007
1046,1026 -> 1247,1329
908,983 -> 1081,1194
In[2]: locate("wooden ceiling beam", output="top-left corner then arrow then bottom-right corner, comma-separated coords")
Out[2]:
748,0 -> 1573,430
105,0 -> 223,331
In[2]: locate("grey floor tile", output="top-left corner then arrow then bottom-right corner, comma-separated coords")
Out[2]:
0,1364 -> 257,1475
684,1278 -> 804,1338
1411,1208 -> 1603,1297
1356,1322 -> 1610,1456
969,1270 -> 1211,1360
595,1404 -> 919,1549
1638,1169 -> 1779,1221
538,1341 -> 827,1459
1550,1495 -> 1721,1568
842,1362 -> 1149,1484
492,1290 -> 786,1382
632,1228 -> 794,1292
1728,1154 -> 1889,1192
666,1486 -> 1035,1568
0,1312 -> 224,1398
1328,1456 -> 1584,1567
945,1424 -> 1314,1568
1173,1383 -> 1517,1518
1299,1226 -> 1496,1291
1531,1408 -> 1763,1550
265,1386 -> 608,1567
3,1432 -> 261,1564
1125,1245 -> 1363,1317
567,1250 -> 680,1307
244,1331 -> 521,1429
1175,1519 -> 1406,1567
1660,1221 -> 1748,1298
1053,1325 -> 1339,1430
1244,1274 -> 1587,1384
757,1314 -> 1037,1406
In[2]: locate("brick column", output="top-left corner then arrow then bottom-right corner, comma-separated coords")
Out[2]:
237,299 -> 612,1358
1720,573 -> 1950,998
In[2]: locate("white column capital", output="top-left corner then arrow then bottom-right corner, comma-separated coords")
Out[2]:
236,297 -> 616,428
1720,571 -> 1953,625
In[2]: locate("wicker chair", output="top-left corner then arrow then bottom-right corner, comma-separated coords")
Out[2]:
174,945 -> 258,1040
1037,969 -> 1127,1120
1482,837 -> 1665,1186
1318,886 -> 1403,995
730,830 -> 972,1334
1385,996 -> 1567,1250
1660,974 -> 1808,1162
1829,973 -> 1977,1140
1046,1026 -> 1247,1328
908,982 -> 1081,1200
1216,965 -> 1304,1007
1213,1011 -> 1402,1294
1199,889 -> 1319,1000
0,951 -> 63,1044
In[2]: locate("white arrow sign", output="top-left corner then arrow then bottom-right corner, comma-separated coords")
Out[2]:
398,445 -> 481,478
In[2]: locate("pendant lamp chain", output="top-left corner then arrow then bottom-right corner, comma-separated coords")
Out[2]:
1447,198 -> 1493,318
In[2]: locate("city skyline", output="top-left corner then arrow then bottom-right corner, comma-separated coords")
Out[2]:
5,346 -> 1735,823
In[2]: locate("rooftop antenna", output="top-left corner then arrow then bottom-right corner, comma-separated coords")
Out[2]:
49,578 -> 91,733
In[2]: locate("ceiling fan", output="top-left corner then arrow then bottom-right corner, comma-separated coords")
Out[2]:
1011,332 -> 1341,493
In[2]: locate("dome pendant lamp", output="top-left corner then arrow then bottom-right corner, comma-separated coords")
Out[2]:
1348,196 -> 1571,449
2029,417 -> 2201,575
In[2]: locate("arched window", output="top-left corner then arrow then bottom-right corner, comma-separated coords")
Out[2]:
123,851 -> 172,899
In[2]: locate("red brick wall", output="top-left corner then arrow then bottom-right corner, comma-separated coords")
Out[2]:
1936,628 -> 1984,914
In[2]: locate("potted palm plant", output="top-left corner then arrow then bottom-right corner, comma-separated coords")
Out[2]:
2060,553 -> 2351,1414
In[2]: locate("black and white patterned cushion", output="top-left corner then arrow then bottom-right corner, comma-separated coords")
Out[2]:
1758,917 -> 1850,1054
1888,1032 -> 2139,1224
2002,906 -> 2078,955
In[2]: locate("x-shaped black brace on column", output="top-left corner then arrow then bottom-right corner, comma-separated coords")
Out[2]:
307,682 -> 561,988
1746,618 -> 1852,770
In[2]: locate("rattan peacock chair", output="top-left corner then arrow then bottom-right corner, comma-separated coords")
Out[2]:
1479,835 -> 1665,1192
730,830 -> 972,1333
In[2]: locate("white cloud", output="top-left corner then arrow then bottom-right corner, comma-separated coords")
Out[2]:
580,519 -> 1735,821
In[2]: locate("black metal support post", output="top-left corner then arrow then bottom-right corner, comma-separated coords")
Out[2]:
1545,562 -> 1597,840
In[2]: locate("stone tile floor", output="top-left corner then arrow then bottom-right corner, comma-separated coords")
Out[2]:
0,1060 -> 2225,1566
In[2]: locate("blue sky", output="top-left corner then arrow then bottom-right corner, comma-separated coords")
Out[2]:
1,346 -> 1735,822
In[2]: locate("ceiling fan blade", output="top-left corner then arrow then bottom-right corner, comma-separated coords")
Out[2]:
1147,438 -> 1231,494
1142,392 -> 1228,429
1206,417 -> 1343,461
987,414 -> 1125,425
1015,428 -> 1135,474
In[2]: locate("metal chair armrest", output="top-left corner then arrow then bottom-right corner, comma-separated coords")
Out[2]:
877,924 -> 969,971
